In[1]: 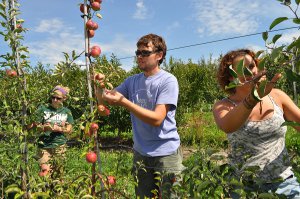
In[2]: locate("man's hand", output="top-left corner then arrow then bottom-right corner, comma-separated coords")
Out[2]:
102,89 -> 124,105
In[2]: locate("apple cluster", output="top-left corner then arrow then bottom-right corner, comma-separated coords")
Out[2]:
80,0 -> 103,58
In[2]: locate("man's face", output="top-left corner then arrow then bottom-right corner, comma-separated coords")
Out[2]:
135,42 -> 162,72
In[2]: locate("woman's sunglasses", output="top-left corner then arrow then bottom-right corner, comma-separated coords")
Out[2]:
51,96 -> 63,100
135,50 -> 159,57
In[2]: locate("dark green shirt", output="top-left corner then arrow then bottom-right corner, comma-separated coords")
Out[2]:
36,105 -> 74,148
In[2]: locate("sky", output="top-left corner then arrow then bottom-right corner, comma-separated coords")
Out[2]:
1,0 -> 300,71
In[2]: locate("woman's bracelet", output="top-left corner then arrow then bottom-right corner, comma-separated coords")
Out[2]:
243,94 -> 259,109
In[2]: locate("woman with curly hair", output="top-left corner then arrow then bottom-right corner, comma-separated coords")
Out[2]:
213,49 -> 300,198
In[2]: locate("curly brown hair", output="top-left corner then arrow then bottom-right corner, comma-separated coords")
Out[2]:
136,33 -> 167,65
217,49 -> 259,94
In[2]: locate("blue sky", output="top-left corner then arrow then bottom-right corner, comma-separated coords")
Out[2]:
1,0 -> 299,71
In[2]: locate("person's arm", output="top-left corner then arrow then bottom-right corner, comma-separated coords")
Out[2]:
213,98 -> 254,134
273,89 -> 300,132
102,89 -> 169,126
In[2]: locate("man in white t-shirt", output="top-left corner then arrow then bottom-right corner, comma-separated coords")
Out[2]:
96,33 -> 184,198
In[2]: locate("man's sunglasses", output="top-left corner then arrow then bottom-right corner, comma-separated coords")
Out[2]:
135,50 -> 159,57
51,96 -> 63,100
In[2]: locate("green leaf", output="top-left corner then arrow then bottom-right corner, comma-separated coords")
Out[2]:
244,66 -> 253,77
229,65 -> 238,78
292,18 -> 300,24
286,68 -> 300,82
262,31 -> 268,41
255,50 -> 265,58
272,34 -> 282,44
0,3 -> 5,11
287,38 -> 300,51
252,88 -> 262,101
270,46 -> 284,60
281,121 -> 300,127
258,80 -> 267,97
296,0 -> 300,5
0,11 -> 6,20
225,81 -> 240,90
269,17 -> 288,30
236,59 -> 244,77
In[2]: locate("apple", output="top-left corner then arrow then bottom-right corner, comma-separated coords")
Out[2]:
94,0 -> 102,3
86,151 -> 97,163
16,24 -> 22,29
6,69 -> 17,77
91,2 -> 101,11
107,176 -> 116,185
94,73 -> 105,81
92,21 -> 98,30
86,20 -> 95,30
38,171 -> 47,177
97,104 -> 110,116
90,46 -> 101,58
90,122 -> 99,131
87,29 -> 95,38
80,4 -> 89,13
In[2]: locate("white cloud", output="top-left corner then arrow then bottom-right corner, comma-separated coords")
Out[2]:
27,18 -> 85,66
166,21 -> 180,31
34,18 -> 68,34
277,31 -> 300,45
133,0 -> 147,20
192,0 -> 260,35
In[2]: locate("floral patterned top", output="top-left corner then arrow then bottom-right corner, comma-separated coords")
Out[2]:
226,95 -> 293,182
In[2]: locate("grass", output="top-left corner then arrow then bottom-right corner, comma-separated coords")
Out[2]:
1,111 -> 300,198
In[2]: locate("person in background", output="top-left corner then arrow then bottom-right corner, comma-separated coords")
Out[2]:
96,33 -> 184,198
35,85 -> 74,177
213,49 -> 300,198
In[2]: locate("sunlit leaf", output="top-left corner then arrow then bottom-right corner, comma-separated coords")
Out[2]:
269,17 -> 288,30
236,59 -> 244,77
229,65 -> 238,78
255,50 -> 265,58
270,46 -> 284,60
258,80 -> 267,97
252,88 -> 262,101
287,38 -> 300,51
272,34 -> 282,44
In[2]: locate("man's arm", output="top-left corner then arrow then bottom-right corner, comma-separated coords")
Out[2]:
102,89 -> 169,126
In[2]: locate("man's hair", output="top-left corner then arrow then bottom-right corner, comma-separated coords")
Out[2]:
137,33 -> 167,65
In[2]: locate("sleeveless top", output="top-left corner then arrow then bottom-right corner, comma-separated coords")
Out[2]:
225,95 -> 293,182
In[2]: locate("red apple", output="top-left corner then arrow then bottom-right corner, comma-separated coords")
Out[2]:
86,20 -> 95,30
80,4 -> 89,13
38,171 -> 47,177
94,0 -> 102,3
90,46 -> 101,58
107,176 -> 116,185
92,21 -> 98,30
86,151 -> 97,163
91,2 -> 101,11
94,73 -> 105,81
16,24 -> 22,29
90,122 -> 99,131
6,69 -> 17,77
87,29 -> 95,38
97,104 -> 110,116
